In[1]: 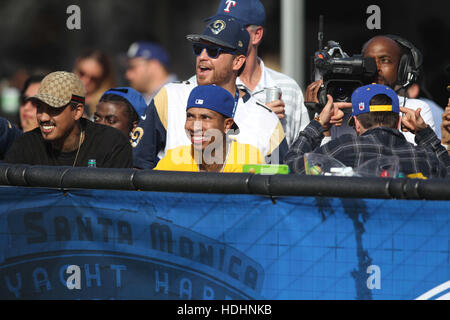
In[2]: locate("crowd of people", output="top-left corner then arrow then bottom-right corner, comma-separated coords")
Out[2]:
1,0 -> 449,179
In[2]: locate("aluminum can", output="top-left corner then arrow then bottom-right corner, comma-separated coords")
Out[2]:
265,87 -> 282,103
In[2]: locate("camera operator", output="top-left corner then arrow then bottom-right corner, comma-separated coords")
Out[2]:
306,35 -> 435,145
363,35 -> 434,144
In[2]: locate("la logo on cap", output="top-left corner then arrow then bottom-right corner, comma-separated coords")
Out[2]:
359,102 -> 365,111
209,20 -> 226,35
195,99 -> 204,105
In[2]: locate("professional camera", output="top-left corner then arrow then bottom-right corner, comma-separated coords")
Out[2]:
313,40 -> 377,107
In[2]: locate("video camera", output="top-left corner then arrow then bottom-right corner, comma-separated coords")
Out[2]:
314,41 -> 377,106
306,16 -> 377,117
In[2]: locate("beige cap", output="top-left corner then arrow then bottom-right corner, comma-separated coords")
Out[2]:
30,71 -> 86,108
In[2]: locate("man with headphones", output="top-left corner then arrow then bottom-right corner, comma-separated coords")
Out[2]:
306,35 -> 434,145
361,35 -> 434,144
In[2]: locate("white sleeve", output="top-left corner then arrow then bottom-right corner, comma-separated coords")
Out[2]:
402,98 -> 435,145
418,101 -> 435,131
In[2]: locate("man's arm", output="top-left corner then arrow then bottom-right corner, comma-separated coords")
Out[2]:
284,94 -> 340,173
131,89 -> 168,169
284,120 -> 327,173
266,121 -> 288,164
401,106 -> 450,173
441,99 -> 450,155
0,118 -> 22,160
105,133 -> 133,168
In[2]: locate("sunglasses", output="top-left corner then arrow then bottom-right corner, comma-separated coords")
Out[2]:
20,95 -> 30,105
192,44 -> 235,59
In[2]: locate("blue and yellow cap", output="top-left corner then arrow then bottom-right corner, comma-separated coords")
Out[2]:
349,84 -> 399,126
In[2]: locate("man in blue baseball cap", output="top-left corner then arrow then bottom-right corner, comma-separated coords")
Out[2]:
132,15 -> 287,170
94,87 -> 147,138
186,15 -> 250,89
203,0 -> 310,148
284,84 -> 450,178
154,85 -> 264,172
126,41 -> 177,104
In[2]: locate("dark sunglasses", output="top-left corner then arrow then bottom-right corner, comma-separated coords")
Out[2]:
20,95 -> 29,105
192,44 -> 235,59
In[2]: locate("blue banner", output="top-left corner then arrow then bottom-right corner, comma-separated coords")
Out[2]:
0,187 -> 449,300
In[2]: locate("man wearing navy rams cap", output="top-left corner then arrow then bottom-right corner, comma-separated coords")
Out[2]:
132,16 -> 287,169
284,84 -> 450,178
126,41 -> 177,104
154,85 -> 264,172
203,0 -> 309,147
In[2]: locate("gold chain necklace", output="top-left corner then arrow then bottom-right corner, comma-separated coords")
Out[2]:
72,130 -> 84,167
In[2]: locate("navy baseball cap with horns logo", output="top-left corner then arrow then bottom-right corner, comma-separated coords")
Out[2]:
186,15 -> 250,56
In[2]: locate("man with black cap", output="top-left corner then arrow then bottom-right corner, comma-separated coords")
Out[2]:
132,16 -> 287,169
284,84 -> 450,178
201,0 -> 309,148
4,71 -> 132,168
154,85 -> 264,172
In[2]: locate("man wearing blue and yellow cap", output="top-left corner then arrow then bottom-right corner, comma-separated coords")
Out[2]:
284,84 -> 450,178
154,85 -> 264,172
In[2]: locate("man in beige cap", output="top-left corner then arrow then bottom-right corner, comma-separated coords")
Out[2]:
4,71 -> 132,168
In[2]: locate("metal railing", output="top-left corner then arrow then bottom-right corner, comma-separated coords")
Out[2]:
0,164 -> 449,200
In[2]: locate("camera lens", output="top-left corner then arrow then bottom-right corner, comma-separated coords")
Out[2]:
336,87 -> 348,101
328,85 -> 351,102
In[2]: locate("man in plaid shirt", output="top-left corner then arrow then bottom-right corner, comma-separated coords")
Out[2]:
284,84 -> 450,178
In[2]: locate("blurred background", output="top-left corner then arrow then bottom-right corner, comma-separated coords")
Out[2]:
0,0 -> 449,125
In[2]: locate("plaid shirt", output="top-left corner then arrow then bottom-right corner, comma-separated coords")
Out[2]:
284,120 -> 450,178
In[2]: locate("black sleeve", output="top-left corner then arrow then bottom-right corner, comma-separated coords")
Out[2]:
284,120 -> 325,173
415,125 -> 450,176
131,100 -> 167,169
103,131 -> 133,168
0,118 -> 23,160
3,134 -> 32,165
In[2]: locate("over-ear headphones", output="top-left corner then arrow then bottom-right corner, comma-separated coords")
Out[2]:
384,34 -> 423,88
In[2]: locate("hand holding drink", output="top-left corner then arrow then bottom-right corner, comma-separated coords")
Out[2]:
265,87 -> 285,120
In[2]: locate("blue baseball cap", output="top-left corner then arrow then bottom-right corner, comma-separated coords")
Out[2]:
186,15 -> 249,56
206,0 -> 266,27
127,41 -> 170,68
349,84 -> 399,126
101,87 -> 147,118
187,85 -> 239,132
